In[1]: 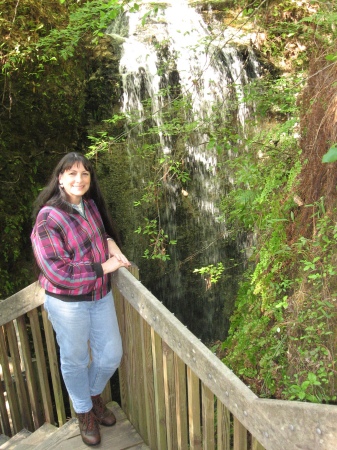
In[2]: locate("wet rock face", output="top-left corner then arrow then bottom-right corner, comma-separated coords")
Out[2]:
101,1 -> 261,342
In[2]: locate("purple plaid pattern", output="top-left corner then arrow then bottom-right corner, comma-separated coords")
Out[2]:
31,199 -> 110,300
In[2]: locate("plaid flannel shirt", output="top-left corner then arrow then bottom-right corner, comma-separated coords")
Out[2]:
31,199 -> 110,301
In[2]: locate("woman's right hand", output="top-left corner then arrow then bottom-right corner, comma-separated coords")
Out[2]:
101,255 -> 131,275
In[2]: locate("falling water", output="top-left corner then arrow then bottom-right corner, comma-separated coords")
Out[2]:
107,1 -> 260,342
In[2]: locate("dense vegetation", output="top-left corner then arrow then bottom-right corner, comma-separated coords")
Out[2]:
0,0 -> 126,294
2,0 -> 337,403
217,1 -> 337,403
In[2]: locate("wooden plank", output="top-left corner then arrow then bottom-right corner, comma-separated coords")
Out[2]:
216,400 -> 230,450
124,298 -> 138,427
162,341 -> 177,450
102,381 -> 112,405
151,329 -> 167,450
0,435 -> 10,446
174,354 -> 188,450
233,417 -> 247,450
0,362 -> 11,436
5,321 -> 34,431
13,423 -> 57,448
130,263 -> 144,437
252,436 -> 265,450
255,398 -> 337,450
133,302 -> 146,438
0,283 -> 44,326
34,419 -> 79,450
187,367 -> 201,450
16,315 -> 44,429
202,383 -> 215,450
27,308 -> 54,425
41,306 -> 66,426
0,326 -> 21,433
69,397 -> 75,418
113,286 -> 128,415
140,313 -> 157,448
0,428 -> 31,448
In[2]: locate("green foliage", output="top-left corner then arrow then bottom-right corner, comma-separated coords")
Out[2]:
37,0 -> 125,59
284,372 -> 327,403
1,0 -> 128,79
220,64 -> 337,403
0,0 -> 127,297
224,199 -> 337,402
134,218 -> 177,261
236,1 -> 314,69
300,5 -> 337,43
193,262 -> 225,285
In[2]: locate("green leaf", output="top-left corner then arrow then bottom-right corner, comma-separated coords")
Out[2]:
307,372 -> 317,384
322,145 -> 337,163
325,54 -> 337,62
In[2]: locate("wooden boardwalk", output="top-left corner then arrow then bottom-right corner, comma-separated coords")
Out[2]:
0,403 -> 149,450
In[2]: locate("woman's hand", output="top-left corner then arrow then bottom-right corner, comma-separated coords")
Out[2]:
107,239 -> 130,264
101,255 -> 131,275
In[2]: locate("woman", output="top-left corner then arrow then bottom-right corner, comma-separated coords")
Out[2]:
31,152 -> 130,446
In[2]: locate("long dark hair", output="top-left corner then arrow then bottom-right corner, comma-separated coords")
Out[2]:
32,152 -> 121,246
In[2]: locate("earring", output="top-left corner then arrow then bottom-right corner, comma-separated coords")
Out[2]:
59,183 -> 64,188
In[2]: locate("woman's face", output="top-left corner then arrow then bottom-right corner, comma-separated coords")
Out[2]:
59,162 -> 91,205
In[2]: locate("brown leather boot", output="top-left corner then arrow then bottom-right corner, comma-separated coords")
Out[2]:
77,409 -> 101,446
91,394 -> 116,426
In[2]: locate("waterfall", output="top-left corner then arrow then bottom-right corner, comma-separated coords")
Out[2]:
107,1 -> 260,342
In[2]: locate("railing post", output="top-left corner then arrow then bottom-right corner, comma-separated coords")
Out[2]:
252,437 -> 266,450
41,307 -> 67,426
187,367 -> 202,450
27,308 -> 55,425
217,400 -> 230,450
202,383 -> 215,450
163,341 -> 177,449
16,315 -> 44,428
151,329 -> 168,450
174,354 -> 188,450
0,326 -> 22,433
234,417 -> 247,450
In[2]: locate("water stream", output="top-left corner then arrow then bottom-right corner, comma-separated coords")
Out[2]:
107,1 -> 260,343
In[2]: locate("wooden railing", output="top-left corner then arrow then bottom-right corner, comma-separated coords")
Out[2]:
0,280 -> 112,436
112,266 -> 337,450
0,283 -> 64,435
1,265 -> 337,449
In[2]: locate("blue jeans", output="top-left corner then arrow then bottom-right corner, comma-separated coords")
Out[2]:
44,291 -> 123,413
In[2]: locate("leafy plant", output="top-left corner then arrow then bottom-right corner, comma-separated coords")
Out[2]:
134,218 -> 177,261
193,262 -> 225,287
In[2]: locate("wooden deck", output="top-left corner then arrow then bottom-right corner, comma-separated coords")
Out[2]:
51,403 -> 149,450
0,403 -> 149,450
42,402 -> 148,450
